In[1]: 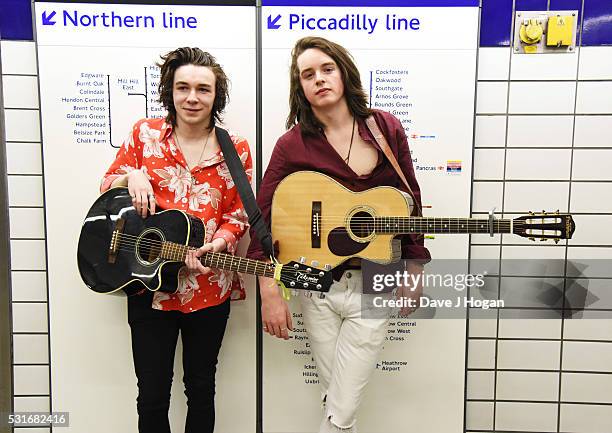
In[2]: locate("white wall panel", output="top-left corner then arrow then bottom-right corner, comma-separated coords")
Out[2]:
510,50 -> 578,80
465,402 -> 494,431
7,176 -> 44,206
472,181 -> 503,212
562,373 -> 612,403
498,319 -> 561,339
9,207 -> 46,239
13,366 -> 50,395
467,339 -> 496,369
576,82 -> 612,113
503,181 -> 569,212
5,142 -> 43,174
505,149 -> 571,180
476,82 -> 508,114
574,115 -> 612,147
0,41 -> 38,75
11,303 -> 48,333
477,47 -> 510,80
10,240 -> 47,271
507,115 -> 574,147
570,182 -> 612,213
13,396 -> 51,413
2,76 -> 39,109
569,215 -> 612,245
509,82 -> 576,114
496,371 -> 559,401
13,334 -> 49,364
560,404 -> 612,433
497,340 -> 560,370
496,402 -> 558,432
4,109 -> 41,142
572,149 -> 612,180
466,370 -> 495,399
475,115 -> 506,147
11,271 -> 47,302
473,149 -> 505,180
563,342 -> 612,372
579,47 -> 612,79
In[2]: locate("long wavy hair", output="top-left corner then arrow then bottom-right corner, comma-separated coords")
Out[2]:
286,37 -> 371,135
157,47 -> 229,129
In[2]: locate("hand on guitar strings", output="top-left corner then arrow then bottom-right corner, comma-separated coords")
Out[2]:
126,169 -> 156,218
185,237 -> 228,276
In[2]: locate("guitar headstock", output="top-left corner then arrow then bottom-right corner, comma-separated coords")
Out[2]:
513,211 -> 575,243
279,260 -> 333,293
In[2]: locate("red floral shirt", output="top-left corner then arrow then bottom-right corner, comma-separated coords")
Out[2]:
101,118 -> 252,313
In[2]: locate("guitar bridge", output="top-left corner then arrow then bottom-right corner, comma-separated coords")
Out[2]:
311,201 -> 321,248
108,218 -> 126,264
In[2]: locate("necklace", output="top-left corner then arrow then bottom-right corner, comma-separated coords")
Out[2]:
174,128 -> 212,183
344,116 -> 356,164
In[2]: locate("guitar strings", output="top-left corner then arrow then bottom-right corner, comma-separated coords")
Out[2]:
107,244 -> 311,276
107,234 -> 321,275
111,220 -> 522,256
306,217 -> 523,224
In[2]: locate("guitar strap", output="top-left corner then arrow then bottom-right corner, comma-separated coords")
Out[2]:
215,127 -> 275,260
365,116 -> 422,217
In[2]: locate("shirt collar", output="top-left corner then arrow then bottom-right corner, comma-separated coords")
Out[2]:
356,115 -> 381,151
159,120 -> 173,141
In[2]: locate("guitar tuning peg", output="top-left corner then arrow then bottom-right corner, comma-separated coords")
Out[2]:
291,290 -> 298,297
529,237 -> 535,242
299,256 -> 306,264
555,209 -> 560,214
540,238 -> 547,242
318,293 -> 326,299
529,210 -> 534,215
311,260 -> 319,267
324,264 -> 332,271
554,238 -> 560,244
305,291 -> 313,298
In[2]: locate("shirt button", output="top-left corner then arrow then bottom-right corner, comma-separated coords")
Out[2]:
346,272 -> 352,279
181,198 -> 187,203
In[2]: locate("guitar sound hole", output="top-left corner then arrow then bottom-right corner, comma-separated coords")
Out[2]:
349,211 -> 375,240
137,231 -> 163,265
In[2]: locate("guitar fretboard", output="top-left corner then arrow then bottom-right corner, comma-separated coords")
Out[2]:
159,242 -> 275,278
374,217 -> 513,234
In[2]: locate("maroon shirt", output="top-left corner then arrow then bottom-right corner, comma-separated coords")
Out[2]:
247,109 -> 431,270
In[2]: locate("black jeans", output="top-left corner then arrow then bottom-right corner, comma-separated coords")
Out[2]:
127,292 -> 230,433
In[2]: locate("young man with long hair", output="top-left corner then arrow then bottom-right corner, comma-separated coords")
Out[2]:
248,36 -> 430,433
101,47 -> 252,433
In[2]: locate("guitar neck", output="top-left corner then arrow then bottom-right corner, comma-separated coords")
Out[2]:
160,242 -> 275,278
374,217 -> 513,235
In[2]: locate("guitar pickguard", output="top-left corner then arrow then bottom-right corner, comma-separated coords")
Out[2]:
327,227 -> 370,257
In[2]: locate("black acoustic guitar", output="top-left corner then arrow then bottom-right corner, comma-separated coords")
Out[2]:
77,187 -> 332,296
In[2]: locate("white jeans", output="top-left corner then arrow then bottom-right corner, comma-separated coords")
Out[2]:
299,270 -> 391,432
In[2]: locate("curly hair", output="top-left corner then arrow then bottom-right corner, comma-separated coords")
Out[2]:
157,47 -> 229,129
286,37 -> 371,135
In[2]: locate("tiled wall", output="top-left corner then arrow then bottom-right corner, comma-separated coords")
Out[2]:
2,1 -> 612,433
1,39 -> 51,433
467,1 -> 612,430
